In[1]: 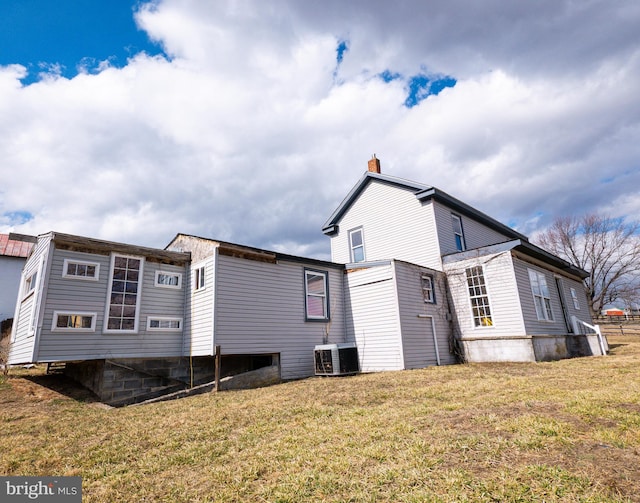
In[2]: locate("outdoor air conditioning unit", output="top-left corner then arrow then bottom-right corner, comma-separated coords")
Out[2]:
314,343 -> 360,376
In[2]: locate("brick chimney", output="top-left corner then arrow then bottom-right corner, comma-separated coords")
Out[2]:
368,154 -> 381,173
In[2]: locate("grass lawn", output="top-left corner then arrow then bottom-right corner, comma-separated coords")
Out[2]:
1,334 -> 639,502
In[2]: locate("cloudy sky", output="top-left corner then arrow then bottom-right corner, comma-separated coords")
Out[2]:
1,0 -> 639,259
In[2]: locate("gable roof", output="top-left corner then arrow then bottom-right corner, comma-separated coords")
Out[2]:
322,171 -> 528,242
0,233 -> 36,258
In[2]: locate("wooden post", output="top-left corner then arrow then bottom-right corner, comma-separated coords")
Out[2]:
214,345 -> 221,392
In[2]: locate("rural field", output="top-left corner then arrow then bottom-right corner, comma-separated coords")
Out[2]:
1,333 -> 639,502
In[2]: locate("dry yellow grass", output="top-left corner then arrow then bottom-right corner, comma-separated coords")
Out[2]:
1,335 -> 639,502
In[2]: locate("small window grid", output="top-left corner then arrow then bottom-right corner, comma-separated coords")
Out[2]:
63,259 -> 99,280
421,274 -> 436,304
155,271 -> 182,289
194,266 -> 206,290
529,269 -> 554,321
305,269 -> 329,320
52,311 -> 96,332
466,266 -> 493,327
349,228 -> 365,263
105,255 -> 143,332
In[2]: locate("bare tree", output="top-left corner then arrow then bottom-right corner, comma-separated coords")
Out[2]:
536,214 -> 640,318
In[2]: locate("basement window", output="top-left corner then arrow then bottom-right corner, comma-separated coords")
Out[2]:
147,317 -> 182,331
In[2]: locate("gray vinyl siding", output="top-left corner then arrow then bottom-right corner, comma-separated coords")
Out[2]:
35,248 -> 187,362
187,255 -> 216,356
393,261 -> 456,367
444,251 -> 526,339
214,254 -> 346,380
330,181 -> 442,270
344,264 -> 404,371
8,235 -> 52,364
433,201 -> 511,256
513,257 -> 578,335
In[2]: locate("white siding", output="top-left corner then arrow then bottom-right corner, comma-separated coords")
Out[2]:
330,181 -> 442,270
344,264 -> 404,371
433,201 -> 511,256
187,255 -> 216,356
8,235 -> 52,364
35,248 -> 187,361
214,254 -> 346,380
393,261 -> 456,367
444,251 -> 526,340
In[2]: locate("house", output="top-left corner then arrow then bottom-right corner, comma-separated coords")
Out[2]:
8,157 -> 604,405
323,156 -> 604,362
0,233 -> 36,327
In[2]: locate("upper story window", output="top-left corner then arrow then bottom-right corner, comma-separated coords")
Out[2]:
349,228 -> 365,263
570,287 -> 580,310
194,266 -> 206,291
305,269 -> 329,321
155,270 -> 182,289
529,269 -> 553,321
451,214 -> 466,252
24,270 -> 38,297
105,254 -> 143,333
466,266 -> 493,327
421,274 -> 436,304
63,259 -> 99,281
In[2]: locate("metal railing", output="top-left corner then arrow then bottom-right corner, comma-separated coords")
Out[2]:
571,315 -> 608,355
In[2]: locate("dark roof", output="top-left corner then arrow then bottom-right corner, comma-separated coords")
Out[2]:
442,239 -> 589,279
0,233 -> 36,258
322,171 -> 528,242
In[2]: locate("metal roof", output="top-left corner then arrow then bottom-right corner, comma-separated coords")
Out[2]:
0,233 -> 36,258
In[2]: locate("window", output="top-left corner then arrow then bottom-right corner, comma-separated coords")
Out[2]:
63,259 -> 99,280
305,269 -> 329,320
194,266 -> 206,290
466,266 -> 493,327
147,317 -> 182,331
155,270 -> 182,289
452,214 -> 466,252
105,255 -> 143,332
23,270 -> 38,297
349,228 -> 365,263
570,287 -> 580,310
421,274 -> 436,304
529,269 -> 554,321
52,311 -> 96,332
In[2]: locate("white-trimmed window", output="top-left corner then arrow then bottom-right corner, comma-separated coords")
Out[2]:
105,254 -> 144,333
155,270 -> 182,289
194,266 -> 206,291
570,287 -> 580,310
349,228 -> 365,263
466,266 -> 493,327
305,269 -> 329,320
52,311 -> 96,332
529,269 -> 554,321
421,274 -> 436,304
452,214 -> 466,252
63,259 -> 100,280
147,317 -> 182,331
23,270 -> 38,298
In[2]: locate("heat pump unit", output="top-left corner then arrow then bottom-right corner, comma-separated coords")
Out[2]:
314,343 -> 360,376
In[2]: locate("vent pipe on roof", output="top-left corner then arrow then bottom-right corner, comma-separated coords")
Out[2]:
368,154 -> 381,173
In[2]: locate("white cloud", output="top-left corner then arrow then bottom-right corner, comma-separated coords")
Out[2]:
1,0 -> 639,259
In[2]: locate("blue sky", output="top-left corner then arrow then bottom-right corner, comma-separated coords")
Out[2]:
0,0 -> 163,83
0,0 -> 639,258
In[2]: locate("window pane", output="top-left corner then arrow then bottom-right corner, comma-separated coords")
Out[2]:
57,315 -> 69,328
351,230 -> 362,247
352,246 -> 364,262
307,296 -> 325,317
307,274 -> 325,295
